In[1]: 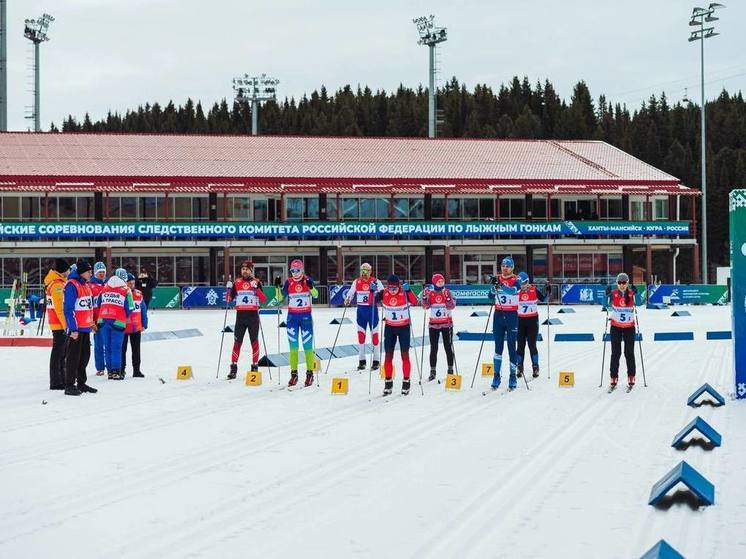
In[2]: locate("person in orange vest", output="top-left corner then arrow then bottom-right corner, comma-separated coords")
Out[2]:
62,260 -> 97,396
97,268 -> 134,380
90,261 -> 108,376
44,258 -> 69,390
122,273 -> 148,378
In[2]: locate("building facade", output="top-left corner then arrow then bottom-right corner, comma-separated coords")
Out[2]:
0,134 -> 700,291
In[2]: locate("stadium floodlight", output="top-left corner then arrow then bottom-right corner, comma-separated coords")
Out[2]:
23,12 -> 54,132
232,73 -> 279,136
688,2 -> 724,284
412,15 -> 447,138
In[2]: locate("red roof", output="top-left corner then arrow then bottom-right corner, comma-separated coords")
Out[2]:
0,133 -> 696,195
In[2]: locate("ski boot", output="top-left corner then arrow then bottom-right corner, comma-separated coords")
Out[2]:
383,379 -> 393,396
250,363 -> 259,373
107,370 -> 114,380
304,371 -> 314,387
447,367 -> 454,375
627,375 -> 636,389
133,371 -> 145,378
532,364 -> 540,378
65,386 -> 82,396
490,373 -> 502,390
227,363 -> 238,380
371,360 -> 380,370
110,369 -> 123,380
78,383 -> 98,393
357,359 -> 367,371
609,376 -> 619,392
516,363 -> 524,378
508,373 -> 518,390
96,370 -> 105,377
402,379 -> 411,395
428,368 -> 437,382
288,370 -> 299,387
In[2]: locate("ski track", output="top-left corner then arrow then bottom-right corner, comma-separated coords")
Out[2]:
0,306 -> 742,559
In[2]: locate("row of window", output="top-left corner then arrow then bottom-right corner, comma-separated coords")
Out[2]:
0,195 -> 671,221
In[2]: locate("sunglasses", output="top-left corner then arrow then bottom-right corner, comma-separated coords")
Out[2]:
290,268 -> 302,274
617,280 -> 628,285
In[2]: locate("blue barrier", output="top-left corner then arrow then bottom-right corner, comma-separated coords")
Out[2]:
687,383 -> 725,407
647,303 -> 669,310
648,460 -> 715,506
457,331 -> 543,342
259,309 -> 282,315
639,540 -> 685,559
654,332 -> 694,341
671,310 -> 691,317
672,416 -> 722,448
279,321 -> 287,328
604,333 -> 642,341
142,328 -> 204,343
330,317 -> 352,325
542,318 -> 563,326
557,307 -> 576,314
555,333 -> 594,342
706,330 -> 732,340
470,310 -> 489,317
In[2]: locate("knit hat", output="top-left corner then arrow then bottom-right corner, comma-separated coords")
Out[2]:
115,268 -> 128,282
75,260 -> 92,275
127,273 -> 136,282
616,272 -> 630,283
54,258 -> 69,274
501,256 -> 515,269
240,259 -> 254,270
518,271 -> 530,285
290,259 -> 303,271
387,274 -> 400,285
93,261 -> 106,275
432,273 -> 445,286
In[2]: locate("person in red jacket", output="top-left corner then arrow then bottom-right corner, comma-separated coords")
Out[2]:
375,275 -> 419,396
516,272 -> 549,378
225,260 -> 267,379
605,272 -> 638,389
122,273 -> 148,378
421,273 -> 456,382
97,268 -> 134,380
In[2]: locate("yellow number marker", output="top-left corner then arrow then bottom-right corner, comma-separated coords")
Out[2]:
481,363 -> 494,377
331,377 -> 349,395
176,365 -> 193,380
558,371 -> 575,387
445,373 -> 462,391
245,371 -> 262,386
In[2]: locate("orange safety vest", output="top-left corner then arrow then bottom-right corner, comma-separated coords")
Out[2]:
98,285 -> 130,323
126,289 -> 144,333
68,278 -> 95,330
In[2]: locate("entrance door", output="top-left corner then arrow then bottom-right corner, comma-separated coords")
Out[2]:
463,261 -> 497,284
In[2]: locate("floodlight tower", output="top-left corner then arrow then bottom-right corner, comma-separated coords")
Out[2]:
688,3 -> 724,284
413,15 -> 447,138
232,73 -> 279,135
24,13 -> 54,132
1,0 -> 7,131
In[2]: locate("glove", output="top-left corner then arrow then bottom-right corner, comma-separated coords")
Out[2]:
369,284 -> 377,292
605,286 -> 612,296
225,280 -> 233,289
489,275 -> 498,285
274,277 -> 282,289
421,286 -> 430,298
306,277 -> 315,289
250,280 -> 259,289
310,287 -> 319,298
488,287 -> 496,299
403,282 -> 410,292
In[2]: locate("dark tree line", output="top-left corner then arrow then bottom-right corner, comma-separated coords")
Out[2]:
56,77 -> 746,273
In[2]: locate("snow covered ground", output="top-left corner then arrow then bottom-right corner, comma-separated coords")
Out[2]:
1,305 -> 744,558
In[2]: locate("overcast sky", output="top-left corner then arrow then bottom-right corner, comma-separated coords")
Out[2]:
4,0 -> 745,131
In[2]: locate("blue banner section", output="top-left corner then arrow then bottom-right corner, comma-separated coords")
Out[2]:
329,285 -> 350,306
443,284 -> 493,305
730,190 -> 746,399
561,284 -> 646,306
181,286 -> 231,308
0,220 -> 691,240
647,284 -> 729,305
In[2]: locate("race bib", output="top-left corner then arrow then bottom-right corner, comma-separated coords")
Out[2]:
518,302 -> 538,315
429,304 -> 448,319
237,290 -> 259,307
288,292 -> 312,309
356,291 -> 370,305
384,305 -> 409,322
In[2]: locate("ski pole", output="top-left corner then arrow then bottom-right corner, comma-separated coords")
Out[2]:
545,282 -> 551,380
369,300 -> 383,395
419,287 -> 429,379
633,306 -> 647,387
404,288 -> 424,395
599,307 -> 610,388
324,300 -> 349,377
275,281 -> 283,385
258,315 -> 273,381
215,276 -> 232,379
470,303 -> 494,388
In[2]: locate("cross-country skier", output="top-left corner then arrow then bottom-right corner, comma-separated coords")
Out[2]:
486,257 -> 520,391
421,273 -> 456,382
275,259 -> 318,387
122,273 -> 148,378
344,262 -> 384,370
90,261 -> 108,376
375,275 -> 419,396
97,268 -> 134,380
605,272 -> 638,390
225,260 -> 267,379
516,272 -> 549,378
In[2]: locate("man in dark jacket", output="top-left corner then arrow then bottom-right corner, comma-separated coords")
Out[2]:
136,268 -> 158,307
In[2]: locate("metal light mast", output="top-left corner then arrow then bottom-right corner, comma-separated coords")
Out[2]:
688,3 -> 724,284
413,15 -> 447,138
0,0 -> 7,131
24,13 -> 54,132
232,73 -> 279,135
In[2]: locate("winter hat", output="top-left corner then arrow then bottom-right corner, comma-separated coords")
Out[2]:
432,273 -> 445,286
616,272 -> 630,283
240,259 -> 254,269
75,260 -> 92,275
387,274 -> 400,286
501,256 -> 515,268
115,268 -> 128,282
93,261 -> 106,275
127,273 -> 136,282
54,258 -> 69,274
290,259 -> 304,271
361,262 -> 372,272
518,272 -> 530,285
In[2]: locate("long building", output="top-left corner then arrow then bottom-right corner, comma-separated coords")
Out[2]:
0,133 -> 700,292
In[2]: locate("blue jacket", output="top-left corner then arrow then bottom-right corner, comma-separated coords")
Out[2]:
63,268 -> 93,333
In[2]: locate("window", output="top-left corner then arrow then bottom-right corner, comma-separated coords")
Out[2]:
2,196 -> 19,219
141,197 -> 157,220
342,198 -> 359,219
463,199 -> 478,219
192,197 -> 207,220
376,198 -> 390,219
594,254 -> 608,277
393,198 -> 408,219
158,256 -> 174,284
359,198 -> 376,219
409,198 -> 424,219
107,196 -> 121,219
479,198 -> 495,219
600,198 -> 622,219
58,197 -> 77,219
253,199 -> 268,221
344,255 -> 361,282
630,200 -> 644,221
531,197 -> 547,219
447,198 -> 461,219
194,256 -> 208,284
327,197 -> 338,220
286,197 -> 303,220
22,197 -> 41,219
173,197 -> 192,220
499,198 -> 525,219
305,197 -> 319,219
654,198 -> 669,220
608,254 -> 623,275
432,198 -> 446,218
121,197 -> 137,219
549,198 -> 561,218
77,197 -> 93,220
175,257 -> 192,284
3,257 -> 21,286
232,197 -> 251,219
